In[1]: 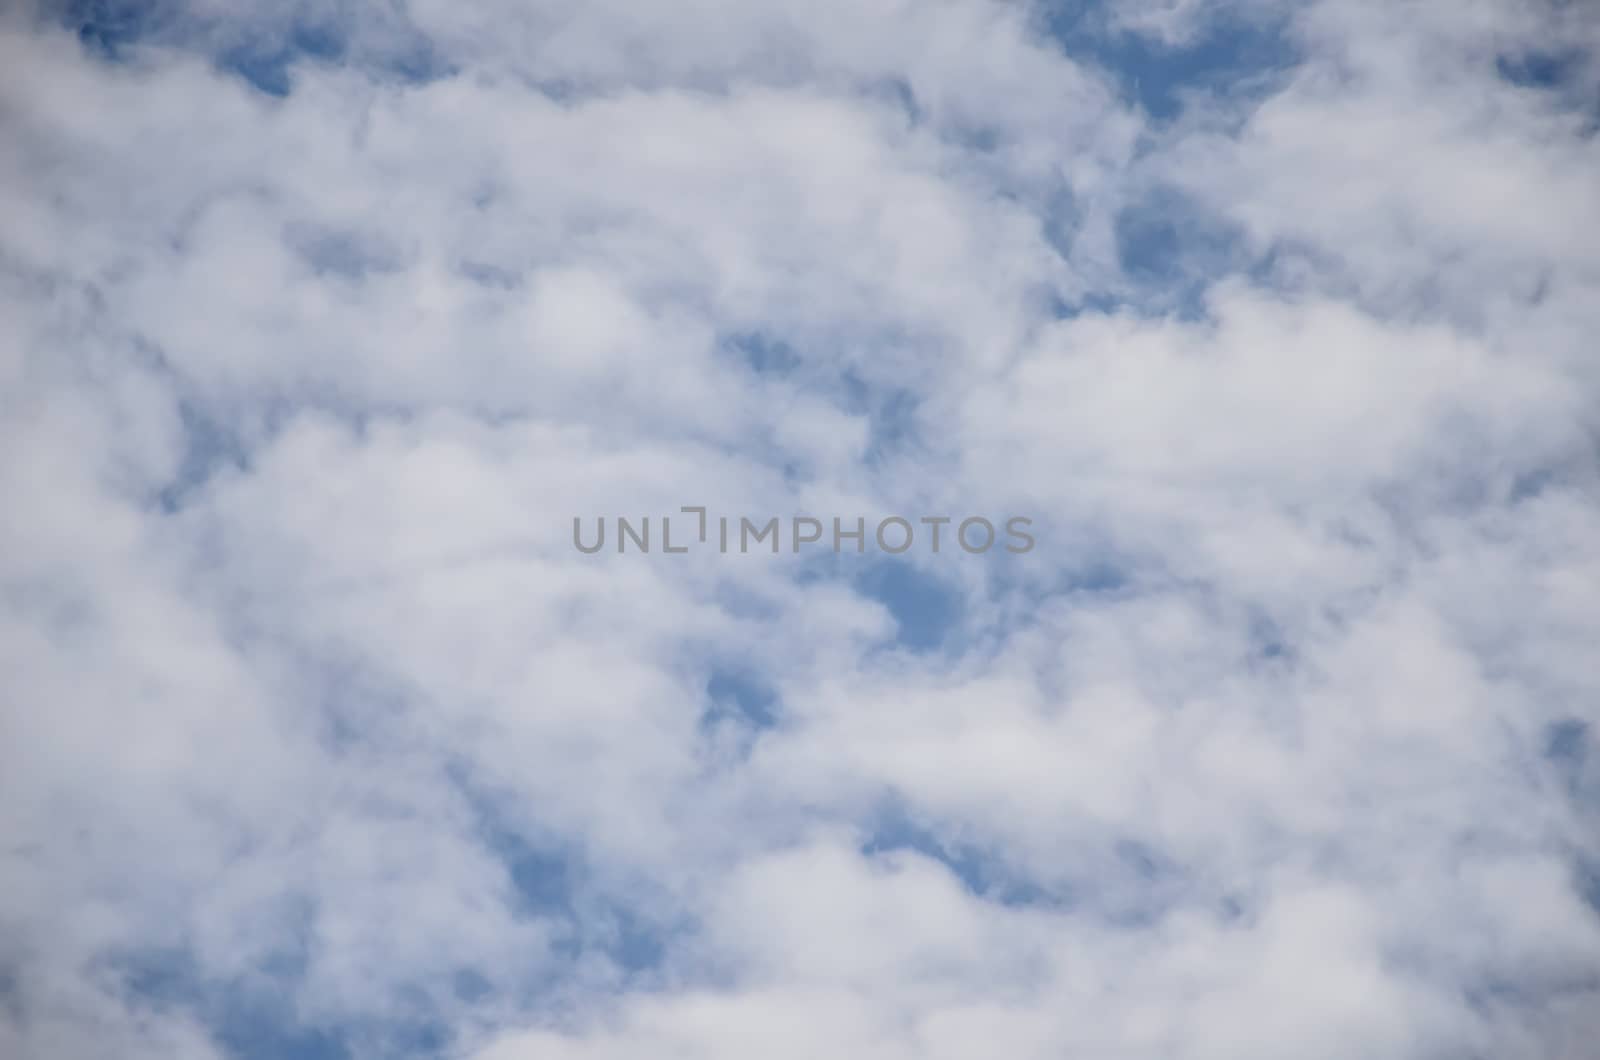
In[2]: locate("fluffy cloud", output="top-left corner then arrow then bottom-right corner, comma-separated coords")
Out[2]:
2,1 -> 1597,1058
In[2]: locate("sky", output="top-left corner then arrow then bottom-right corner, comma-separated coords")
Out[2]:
2,0 -> 1599,1057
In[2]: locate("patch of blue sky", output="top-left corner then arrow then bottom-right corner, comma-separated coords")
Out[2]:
150,387 -> 420,518
1113,184 -> 1250,318
220,21 -> 344,97
721,330 -> 926,474
1493,40 -> 1598,128
157,399 -> 249,514
1036,184 -> 1085,264
1544,717 -> 1599,823
586,906 -> 671,975
1029,5 -> 1299,318
1545,718 -> 1589,768
62,0 -> 165,58
1246,610 -> 1293,664
852,388 -> 922,469
60,0 -> 447,94
453,768 -> 671,976
860,778 -> 1226,928
705,667 -> 780,729
861,800 -> 1060,908
985,542 -> 1132,621
285,224 -> 408,281
1496,48 -> 1587,91
727,331 -> 803,377
1578,858 -> 1600,920
865,76 -> 923,128
1041,1 -> 1301,122
108,940 -> 411,1060
211,1002 -> 361,1060
851,556 -> 966,655
229,26 -> 447,96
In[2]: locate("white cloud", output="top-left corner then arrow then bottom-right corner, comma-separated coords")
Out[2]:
2,0 -> 1598,1057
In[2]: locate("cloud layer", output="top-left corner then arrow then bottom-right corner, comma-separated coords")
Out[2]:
3,1 -> 1599,1057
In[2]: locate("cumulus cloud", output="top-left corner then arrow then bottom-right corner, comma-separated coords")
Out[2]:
2,0 -> 1598,1057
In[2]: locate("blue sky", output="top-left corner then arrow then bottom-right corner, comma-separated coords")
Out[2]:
3,1 -> 1600,1059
